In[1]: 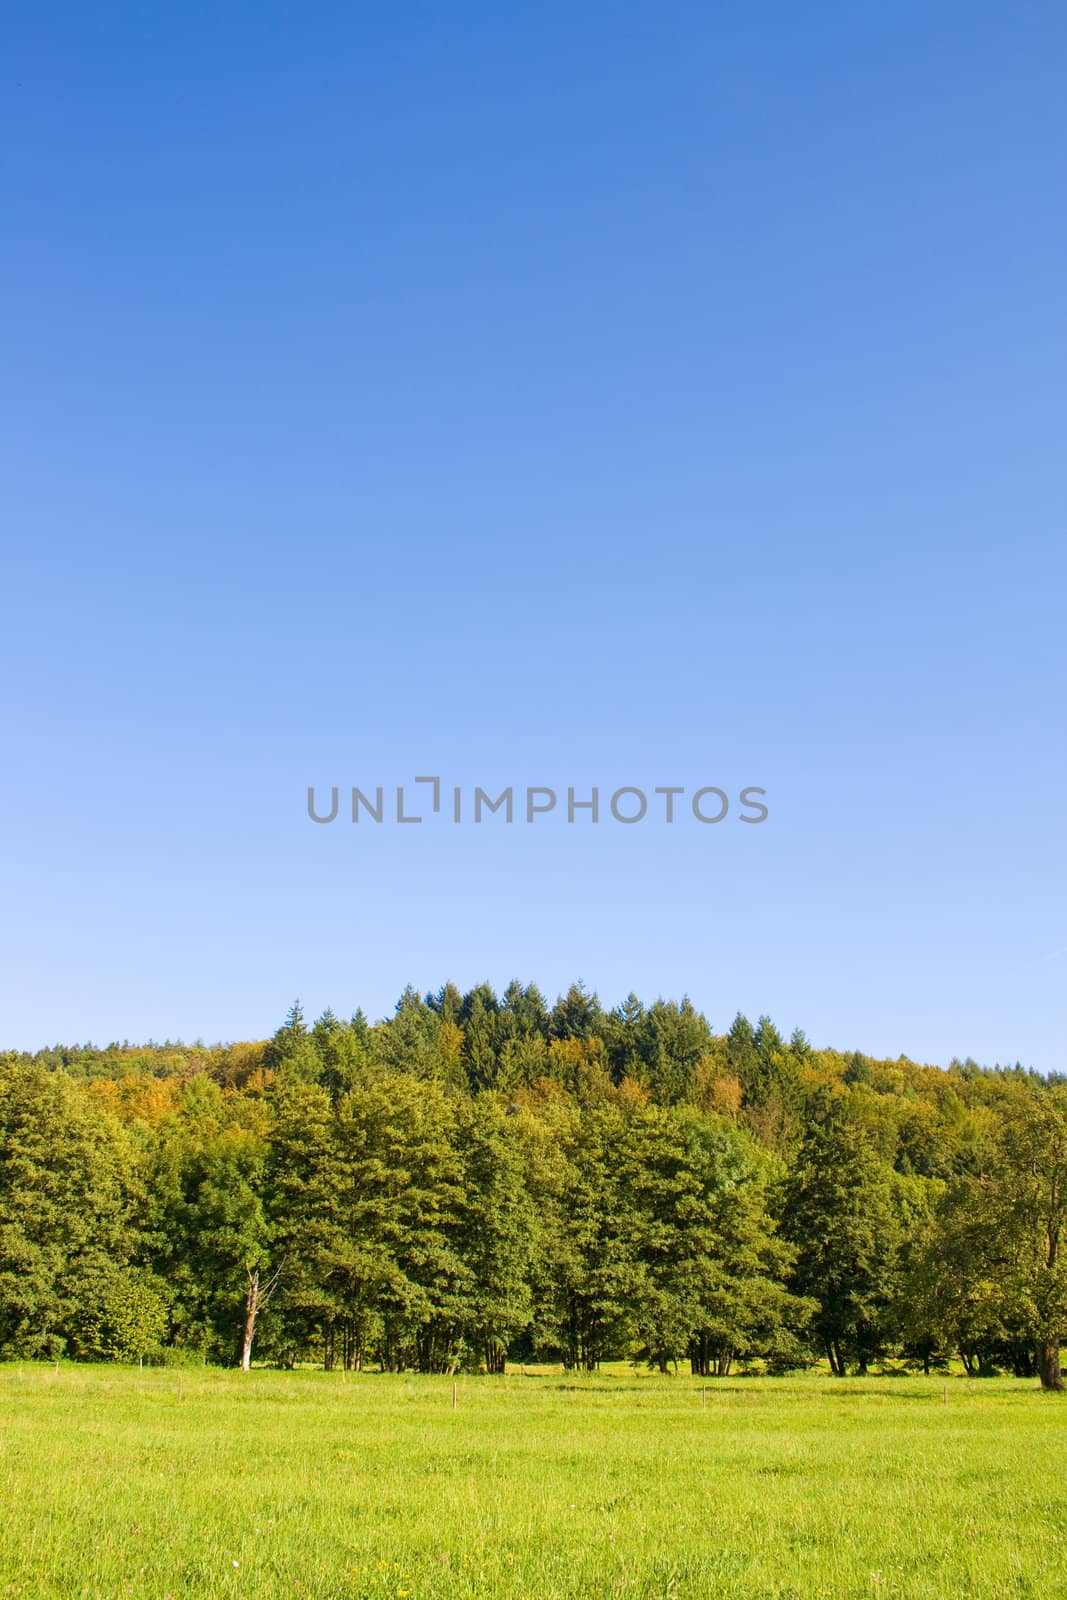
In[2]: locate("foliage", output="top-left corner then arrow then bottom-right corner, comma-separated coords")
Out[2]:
0,984 -> 1064,1381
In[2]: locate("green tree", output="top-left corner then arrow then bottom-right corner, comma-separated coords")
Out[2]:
0,1064 -> 136,1358
148,1122 -> 275,1366
335,1076 -> 467,1372
532,1102 -> 641,1369
263,1001 -> 322,1084
70,1267 -> 169,1362
781,1105 -> 902,1374
454,1098 -> 534,1370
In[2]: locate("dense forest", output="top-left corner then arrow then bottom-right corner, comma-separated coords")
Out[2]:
2,983 -> 1065,1388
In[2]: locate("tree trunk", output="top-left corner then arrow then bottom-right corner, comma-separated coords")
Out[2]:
241,1269 -> 260,1372
1037,1340 -> 1064,1392
484,1341 -> 505,1375
240,1262 -> 282,1372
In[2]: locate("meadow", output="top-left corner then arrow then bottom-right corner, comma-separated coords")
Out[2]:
1,1365 -> 1065,1600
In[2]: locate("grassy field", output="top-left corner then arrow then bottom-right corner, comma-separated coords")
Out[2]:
1,1365 -> 1065,1600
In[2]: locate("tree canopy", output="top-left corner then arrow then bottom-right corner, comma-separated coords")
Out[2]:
2,985 -> 1063,1386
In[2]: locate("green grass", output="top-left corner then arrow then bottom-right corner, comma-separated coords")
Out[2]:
1,1364 -> 1066,1599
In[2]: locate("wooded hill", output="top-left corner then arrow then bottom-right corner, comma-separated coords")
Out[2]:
2,983 -> 1064,1388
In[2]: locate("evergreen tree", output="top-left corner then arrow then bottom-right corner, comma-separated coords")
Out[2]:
263,1002 -> 322,1085
549,983 -> 604,1043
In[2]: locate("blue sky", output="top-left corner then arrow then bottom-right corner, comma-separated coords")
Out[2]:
2,3 -> 1064,1066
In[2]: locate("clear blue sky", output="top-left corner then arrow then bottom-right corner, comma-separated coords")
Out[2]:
2,3 -> 1064,1066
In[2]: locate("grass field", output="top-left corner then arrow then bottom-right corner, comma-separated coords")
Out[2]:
1,1364 -> 1065,1600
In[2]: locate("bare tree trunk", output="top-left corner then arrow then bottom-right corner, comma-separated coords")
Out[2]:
241,1262 -> 282,1372
1037,1340 -> 1064,1392
241,1269 -> 260,1372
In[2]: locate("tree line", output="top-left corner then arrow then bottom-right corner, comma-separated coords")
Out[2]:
1,983 -> 1065,1389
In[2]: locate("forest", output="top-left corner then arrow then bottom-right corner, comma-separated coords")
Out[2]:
1,983 -> 1065,1388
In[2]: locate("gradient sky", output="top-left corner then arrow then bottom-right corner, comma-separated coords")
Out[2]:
2,3 -> 1064,1067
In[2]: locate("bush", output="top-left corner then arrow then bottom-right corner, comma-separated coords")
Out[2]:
142,1343 -> 206,1369
68,1268 -> 169,1362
